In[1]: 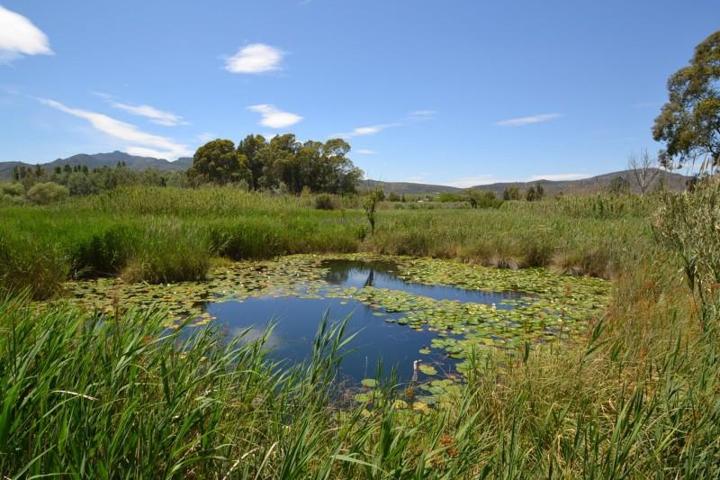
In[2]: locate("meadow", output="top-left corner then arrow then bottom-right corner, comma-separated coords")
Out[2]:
1,183 -> 719,478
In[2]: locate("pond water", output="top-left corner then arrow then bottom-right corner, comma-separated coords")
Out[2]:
322,260 -> 522,308
203,260 -> 523,383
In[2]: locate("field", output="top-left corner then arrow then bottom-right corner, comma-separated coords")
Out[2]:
1,184 -> 719,478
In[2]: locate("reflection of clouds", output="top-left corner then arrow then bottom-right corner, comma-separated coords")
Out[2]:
230,325 -> 282,350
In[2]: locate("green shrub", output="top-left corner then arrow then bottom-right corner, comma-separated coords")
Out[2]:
314,194 -> 335,210
26,182 -> 69,205
0,182 -> 24,197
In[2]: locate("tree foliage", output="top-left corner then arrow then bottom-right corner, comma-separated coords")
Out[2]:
191,134 -> 363,194
188,139 -> 250,185
653,31 -> 720,169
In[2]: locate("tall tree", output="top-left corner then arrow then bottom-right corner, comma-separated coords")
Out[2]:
237,134 -> 267,190
188,139 -> 250,185
653,31 -> 720,170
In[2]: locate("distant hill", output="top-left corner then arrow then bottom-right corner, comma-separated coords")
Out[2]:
0,151 -> 192,179
0,152 -> 690,195
360,179 -> 461,195
468,169 -> 689,196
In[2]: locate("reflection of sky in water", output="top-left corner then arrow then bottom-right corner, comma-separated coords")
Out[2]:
202,261 -> 521,383
207,296 -> 456,383
322,260 -> 522,308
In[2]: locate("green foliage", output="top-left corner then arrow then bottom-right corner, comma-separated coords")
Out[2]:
467,190 -> 503,209
0,182 -> 24,197
363,189 -> 383,235
192,134 -> 363,194
503,186 -> 521,200
607,175 -> 631,195
314,193 -> 335,210
0,232 -> 68,299
71,225 -> 140,278
121,222 -> 210,284
525,184 -> 544,201
26,182 -> 69,204
655,176 -> 720,330
653,30 -> 720,168
188,138 -> 251,185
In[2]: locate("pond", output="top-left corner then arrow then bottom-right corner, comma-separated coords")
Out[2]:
63,254 -> 611,387
201,260 -> 524,383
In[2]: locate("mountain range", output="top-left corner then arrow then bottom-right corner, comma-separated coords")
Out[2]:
0,152 -> 690,195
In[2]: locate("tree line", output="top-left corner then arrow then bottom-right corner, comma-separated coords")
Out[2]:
188,134 -> 363,194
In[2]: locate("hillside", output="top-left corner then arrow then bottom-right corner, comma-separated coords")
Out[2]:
469,169 -> 688,196
0,152 -> 689,195
0,151 -> 192,179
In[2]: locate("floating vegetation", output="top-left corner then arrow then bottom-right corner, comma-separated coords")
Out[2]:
55,253 -> 611,377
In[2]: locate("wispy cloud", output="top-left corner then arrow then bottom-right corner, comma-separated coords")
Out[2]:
0,6 -> 52,64
408,110 -> 436,120
110,102 -> 186,126
334,109 -> 435,139
334,123 -> 400,138
248,104 -> 302,129
444,175 -> 503,188
225,43 -> 283,74
355,149 -> 376,155
39,98 -> 190,159
443,172 -> 590,188
496,113 -> 562,127
527,173 -> 588,181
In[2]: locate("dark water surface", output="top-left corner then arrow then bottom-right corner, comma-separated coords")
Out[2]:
204,260 -> 518,382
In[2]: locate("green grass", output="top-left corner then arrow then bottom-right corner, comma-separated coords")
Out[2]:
0,187 -> 651,299
1,185 -> 719,477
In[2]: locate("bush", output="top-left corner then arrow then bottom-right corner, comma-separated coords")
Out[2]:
314,194 -> 335,210
0,182 -> 25,197
26,182 -> 69,205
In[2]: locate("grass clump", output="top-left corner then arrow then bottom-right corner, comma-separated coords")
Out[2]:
121,221 -> 210,283
0,231 -> 68,299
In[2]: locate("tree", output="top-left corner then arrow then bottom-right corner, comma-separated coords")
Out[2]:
525,186 -> 538,202
237,134 -> 267,190
628,149 -> 660,195
653,31 -> 720,170
503,186 -> 521,201
363,189 -> 383,235
188,139 -> 250,185
607,175 -> 630,195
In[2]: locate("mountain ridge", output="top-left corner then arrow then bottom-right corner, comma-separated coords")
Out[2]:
0,152 -> 690,195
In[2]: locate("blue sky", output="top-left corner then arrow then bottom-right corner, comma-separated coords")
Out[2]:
0,1 -> 717,186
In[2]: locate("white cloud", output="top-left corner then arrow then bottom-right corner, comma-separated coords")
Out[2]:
444,175 -> 504,188
496,113 -> 562,127
443,172 -> 590,188
225,43 -> 283,74
334,110 -> 434,139
110,101 -> 186,126
355,149 -> 376,155
526,173 -> 588,181
333,123 -> 399,139
0,6 -> 52,63
248,104 -> 302,129
39,98 -> 190,159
